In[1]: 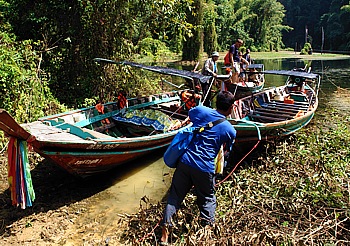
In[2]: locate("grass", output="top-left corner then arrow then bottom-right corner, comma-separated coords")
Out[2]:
250,50 -> 350,60
156,50 -> 350,65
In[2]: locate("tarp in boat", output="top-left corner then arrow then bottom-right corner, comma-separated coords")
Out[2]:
113,109 -> 179,132
263,70 -> 319,79
94,58 -> 213,84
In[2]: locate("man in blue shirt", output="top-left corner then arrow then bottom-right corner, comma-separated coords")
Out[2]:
228,39 -> 244,83
160,91 -> 236,244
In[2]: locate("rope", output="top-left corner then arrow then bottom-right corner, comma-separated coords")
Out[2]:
215,121 -> 262,187
0,140 -> 9,154
201,77 -> 216,105
215,140 -> 260,187
137,218 -> 162,243
147,100 -> 188,136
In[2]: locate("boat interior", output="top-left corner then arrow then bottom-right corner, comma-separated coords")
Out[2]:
37,91 -> 194,139
235,84 -> 314,123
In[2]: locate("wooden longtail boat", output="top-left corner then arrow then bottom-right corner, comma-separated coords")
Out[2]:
1,58 -> 221,177
0,90 -> 200,177
225,64 -> 265,100
228,69 -> 321,149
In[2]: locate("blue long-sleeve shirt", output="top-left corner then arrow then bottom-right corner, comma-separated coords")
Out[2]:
180,106 -> 236,173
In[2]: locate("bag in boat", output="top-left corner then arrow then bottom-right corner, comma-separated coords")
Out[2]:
163,118 -> 226,168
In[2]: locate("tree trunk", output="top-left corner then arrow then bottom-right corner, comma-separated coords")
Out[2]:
182,0 -> 204,61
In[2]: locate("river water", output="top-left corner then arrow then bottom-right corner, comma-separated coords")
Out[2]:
72,56 -> 350,233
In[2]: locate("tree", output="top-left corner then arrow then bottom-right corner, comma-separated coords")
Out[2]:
248,0 -> 290,51
5,0 -> 193,105
216,0 -> 253,50
0,2 -> 62,123
182,0 -> 204,61
203,1 -> 218,55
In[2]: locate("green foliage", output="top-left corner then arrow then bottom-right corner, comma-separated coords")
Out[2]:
214,0 -> 290,52
300,42 -> 312,55
203,1 -> 218,54
0,32 -> 64,122
3,0 -> 347,115
137,38 -> 175,62
182,0 -> 204,61
280,0 -> 350,51
4,0 -> 195,106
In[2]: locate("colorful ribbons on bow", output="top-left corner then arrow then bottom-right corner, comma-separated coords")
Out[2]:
7,137 -> 35,209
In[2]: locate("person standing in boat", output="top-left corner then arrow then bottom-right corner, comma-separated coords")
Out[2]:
160,91 -> 237,245
200,51 -> 220,107
238,52 -> 249,82
225,39 -> 244,83
243,48 -> 252,65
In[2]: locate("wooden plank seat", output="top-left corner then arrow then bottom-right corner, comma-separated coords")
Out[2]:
268,101 -> 309,109
247,113 -> 288,122
265,103 -> 308,111
252,109 -> 295,119
255,107 -> 298,116
269,101 -> 309,108
262,105 -> 304,113
51,122 -> 116,139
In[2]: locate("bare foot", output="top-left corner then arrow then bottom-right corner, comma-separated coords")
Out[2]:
160,226 -> 168,244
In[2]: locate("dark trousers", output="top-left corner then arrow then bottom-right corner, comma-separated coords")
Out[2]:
162,162 -> 216,226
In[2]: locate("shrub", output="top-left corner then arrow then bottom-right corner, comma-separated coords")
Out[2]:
137,38 -> 175,61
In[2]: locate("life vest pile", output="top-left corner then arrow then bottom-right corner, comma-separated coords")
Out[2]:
117,91 -> 127,109
180,91 -> 201,110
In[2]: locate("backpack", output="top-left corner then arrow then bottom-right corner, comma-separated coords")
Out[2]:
224,52 -> 230,66
163,118 -> 226,168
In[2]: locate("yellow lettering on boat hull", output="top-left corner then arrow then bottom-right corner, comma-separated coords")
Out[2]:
74,159 -> 102,165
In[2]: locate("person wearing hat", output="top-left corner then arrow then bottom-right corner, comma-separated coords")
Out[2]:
200,51 -> 220,107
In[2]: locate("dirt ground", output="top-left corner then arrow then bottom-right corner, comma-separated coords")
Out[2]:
0,152 -> 135,245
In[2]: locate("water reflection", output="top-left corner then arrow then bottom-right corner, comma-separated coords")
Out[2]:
90,148 -> 173,214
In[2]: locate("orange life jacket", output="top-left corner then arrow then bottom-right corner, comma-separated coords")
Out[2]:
95,103 -> 110,124
117,92 -> 127,109
181,91 -> 200,110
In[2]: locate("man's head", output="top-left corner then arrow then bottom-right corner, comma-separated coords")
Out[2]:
216,91 -> 235,115
211,51 -> 219,61
235,39 -> 244,48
